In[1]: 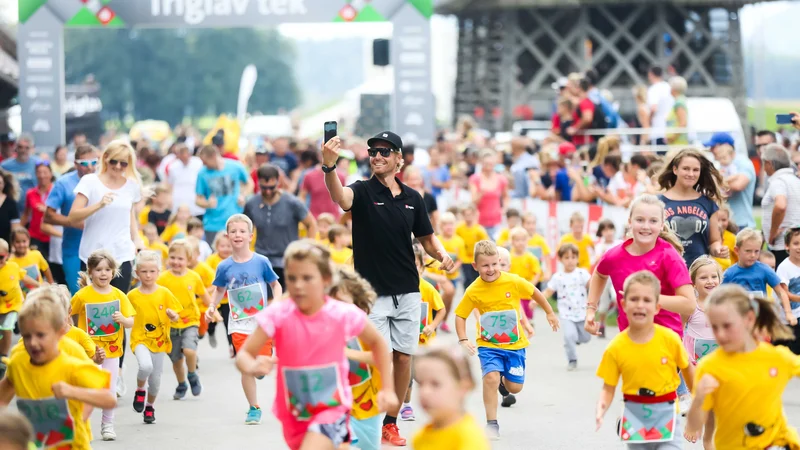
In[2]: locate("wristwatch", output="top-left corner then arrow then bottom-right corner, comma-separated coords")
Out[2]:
321,163 -> 337,173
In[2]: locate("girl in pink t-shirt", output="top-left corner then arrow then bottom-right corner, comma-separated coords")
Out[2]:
468,150 -> 508,237
236,240 -> 397,450
586,194 -> 696,338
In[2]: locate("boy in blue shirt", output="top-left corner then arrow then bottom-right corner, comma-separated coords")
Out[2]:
722,228 -> 795,325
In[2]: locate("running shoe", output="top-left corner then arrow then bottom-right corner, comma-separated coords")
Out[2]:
679,394 -> 692,417
399,404 -> 415,421
209,333 -> 218,348
143,405 -> 156,424
498,379 -> 510,397
116,373 -> 126,398
381,423 -> 407,446
101,423 -> 116,441
188,372 -> 202,396
133,389 -> 146,412
501,394 -> 516,408
439,323 -> 452,333
598,324 -> 606,338
173,382 -> 188,400
568,361 -> 578,371
245,406 -> 262,425
485,422 -> 500,440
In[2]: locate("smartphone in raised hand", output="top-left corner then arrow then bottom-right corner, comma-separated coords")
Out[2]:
776,114 -> 794,125
324,121 -> 337,144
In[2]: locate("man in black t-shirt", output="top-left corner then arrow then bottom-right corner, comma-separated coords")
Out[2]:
322,131 -> 454,446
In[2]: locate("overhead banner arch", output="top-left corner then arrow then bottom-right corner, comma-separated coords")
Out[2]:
17,0 -> 435,151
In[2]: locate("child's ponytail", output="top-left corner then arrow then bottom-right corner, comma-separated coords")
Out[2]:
706,285 -> 795,341
659,223 -> 684,255
77,271 -> 91,289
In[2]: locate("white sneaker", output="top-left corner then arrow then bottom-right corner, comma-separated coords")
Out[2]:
116,373 -> 126,398
679,394 -> 692,417
101,423 -> 117,441
209,333 -> 218,349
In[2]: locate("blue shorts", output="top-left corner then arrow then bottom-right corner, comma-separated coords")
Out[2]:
350,415 -> 381,450
477,347 -> 526,384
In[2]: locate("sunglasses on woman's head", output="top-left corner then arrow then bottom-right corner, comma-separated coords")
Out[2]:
35,160 -> 50,167
76,158 -> 98,167
368,147 -> 395,158
108,159 -> 129,168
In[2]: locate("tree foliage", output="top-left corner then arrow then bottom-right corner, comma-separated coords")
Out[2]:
64,28 -> 300,125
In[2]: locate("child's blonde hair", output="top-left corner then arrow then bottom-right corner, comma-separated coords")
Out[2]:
569,211 -> 585,225
509,226 -> 529,241
557,242 -> 579,259
168,238 -> 192,259
134,249 -> 162,271
706,284 -> 794,341
18,288 -> 66,332
328,225 -> 349,244
10,228 -> 30,244
185,236 -> 201,261
317,212 -> 336,227
166,204 -> 192,228
226,213 -> 253,234
473,240 -> 498,260
0,238 -> 8,254
622,270 -> 661,302
497,247 -> 510,264
735,227 -> 763,248
26,284 -> 72,317
416,343 -> 475,391
329,267 -> 377,314
521,212 -> 537,226
284,239 -> 334,280
0,409 -> 34,450
142,222 -> 158,236
688,255 -> 722,284
440,212 -> 456,225
718,203 -> 739,234
628,194 -> 684,254
212,232 -> 231,253
78,250 -> 120,288
187,217 -> 204,234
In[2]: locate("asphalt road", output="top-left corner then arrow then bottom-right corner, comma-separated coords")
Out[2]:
75,310 -> 800,450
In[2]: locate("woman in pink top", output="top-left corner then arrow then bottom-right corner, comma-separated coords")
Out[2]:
585,194 -> 696,338
21,161 -> 54,260
236,240 -> 397,450
469,149 -> 508,238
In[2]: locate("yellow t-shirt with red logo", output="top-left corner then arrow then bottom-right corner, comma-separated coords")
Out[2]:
128,286 -> 183,354
456,222 -> 489,264
0,261 -> 26,314
419,278 -> 445,345
157,270 -> 205,329
70,285 -> 135,359
696,342 -> 800,450
347,337 -> 382,421
6,351 -> 111,450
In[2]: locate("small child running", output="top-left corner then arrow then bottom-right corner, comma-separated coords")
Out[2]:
541,243 -> 591,371
236,239 -> 397,450
128,250 -> 181,424
0,238 -> 38,378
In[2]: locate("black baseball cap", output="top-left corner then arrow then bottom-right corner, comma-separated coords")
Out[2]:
367,131 -> 403,151
0,132 -> 16,143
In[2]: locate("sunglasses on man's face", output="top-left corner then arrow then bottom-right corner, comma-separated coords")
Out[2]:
108,159 -> 129,168
76,158 -> 98,167
368,147 -> 395,158
260,184 -> 279,192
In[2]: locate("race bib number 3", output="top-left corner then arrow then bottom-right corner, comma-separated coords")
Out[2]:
283,364 -> 343,421
86,300 -> 120,337
479,310 -> 519,344
419,302 -> 429,333
693,338 -> 718,362
228,284 -> 266,321
17,397 -> 75,448
620,400 -> 676,443
346,338 -> 372,387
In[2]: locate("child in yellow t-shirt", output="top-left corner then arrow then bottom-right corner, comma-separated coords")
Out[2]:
427,212 -> 463,332
0,238 -> 37,370
9,229 -> 52,294
456,204 -> 489,288
495,208 -> 522,248
401,244 -> 447,422
328,225 -> 353,267
142,223 -> 169,263
508,227 -> 542,320
718,204 -> 738,265
160,204 -> 191,244
2,284 -> 117,450
330,267 -> 384,450
206,232 -> 234,354
455,240 -> 558,439
521,212 -> 552,282
43,283 -> 103,365
686,284 -> 800,449
412,346 -> 490,450
316,212 -> 335,246
595,271 -> 690,447
558,212 -> 594,271
186,237 -> 220,345
157,239 -> 211,401
128,250 -> 181,424
71,249 -> 135,441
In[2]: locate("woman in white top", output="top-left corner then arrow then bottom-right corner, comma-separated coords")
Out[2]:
69,139 -> 146,291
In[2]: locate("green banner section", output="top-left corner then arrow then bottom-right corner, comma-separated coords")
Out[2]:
18,0 -> 48,24
408,0 -> 433,18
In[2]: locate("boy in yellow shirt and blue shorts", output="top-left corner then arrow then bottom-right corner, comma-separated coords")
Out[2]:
455,240 -> 559,440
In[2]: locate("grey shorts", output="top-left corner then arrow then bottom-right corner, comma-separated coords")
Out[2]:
169,326 -> 199,362
0,311 -> 18,331
369,292 -> 421,355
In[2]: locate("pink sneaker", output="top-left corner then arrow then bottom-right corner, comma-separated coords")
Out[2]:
439,323 -> 452,333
